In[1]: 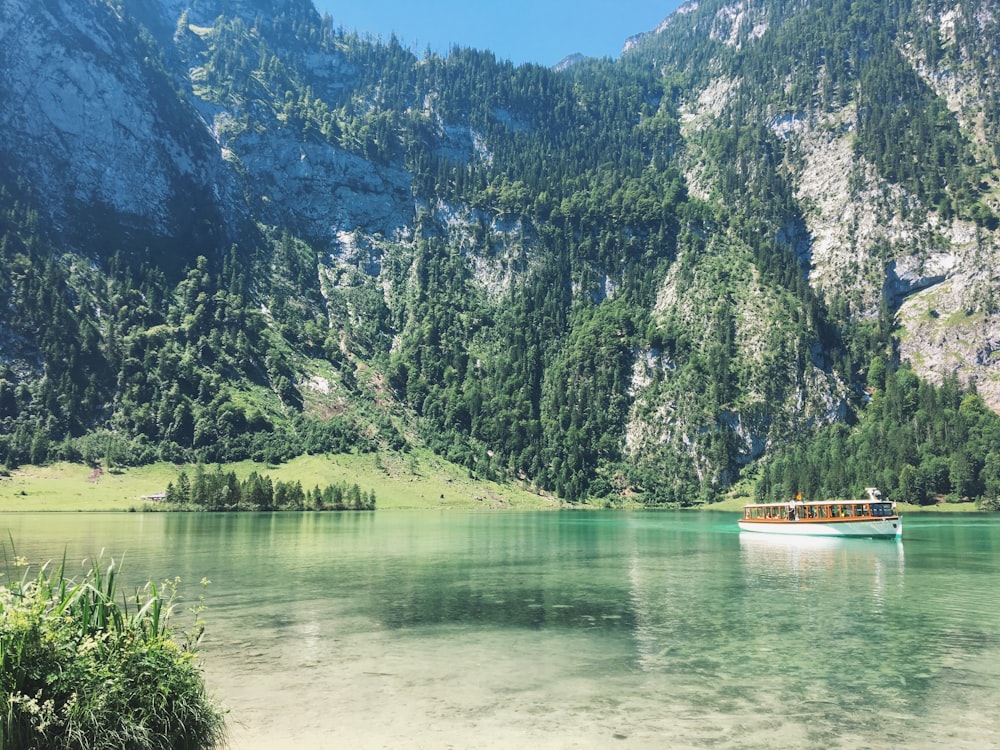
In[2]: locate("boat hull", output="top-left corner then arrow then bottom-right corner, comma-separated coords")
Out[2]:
737,518 -> 902,539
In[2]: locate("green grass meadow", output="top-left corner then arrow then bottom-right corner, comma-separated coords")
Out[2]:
0,450 -> 557,512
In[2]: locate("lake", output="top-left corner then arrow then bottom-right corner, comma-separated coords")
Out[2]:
3,511 -> 999,749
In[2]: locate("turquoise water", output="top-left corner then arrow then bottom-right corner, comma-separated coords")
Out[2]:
3,511 -> 999,749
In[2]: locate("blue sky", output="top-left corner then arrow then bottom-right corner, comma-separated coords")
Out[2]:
311,1 -> 685,67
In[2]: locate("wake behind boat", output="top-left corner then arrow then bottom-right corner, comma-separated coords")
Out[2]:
739,487 -> 902,539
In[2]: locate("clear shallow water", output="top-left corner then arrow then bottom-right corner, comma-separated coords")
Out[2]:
3,511 -> 999,749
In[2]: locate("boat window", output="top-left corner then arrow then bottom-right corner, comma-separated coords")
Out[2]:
852,504 -> 863,516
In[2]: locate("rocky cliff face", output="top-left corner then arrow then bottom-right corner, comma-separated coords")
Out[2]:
170,0 -> 417,247
628,0 -> 1000,413
0,0 -> 233,269
0,0 -> 420,269
784,102 -> 1000,408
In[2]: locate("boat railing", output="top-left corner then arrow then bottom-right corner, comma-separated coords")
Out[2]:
743,500 -> 898,521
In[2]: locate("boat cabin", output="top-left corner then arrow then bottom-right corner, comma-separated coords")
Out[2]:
742,500 -> 897,521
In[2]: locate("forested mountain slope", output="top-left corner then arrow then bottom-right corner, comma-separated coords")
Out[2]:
1,0 -> 998,505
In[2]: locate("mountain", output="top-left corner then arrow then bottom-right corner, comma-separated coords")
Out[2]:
1,0 -> 999,506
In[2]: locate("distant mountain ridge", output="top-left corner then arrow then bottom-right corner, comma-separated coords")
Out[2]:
1,0 -> 998,505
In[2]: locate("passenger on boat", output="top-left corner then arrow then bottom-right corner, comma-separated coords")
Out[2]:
788,499 -> 797,521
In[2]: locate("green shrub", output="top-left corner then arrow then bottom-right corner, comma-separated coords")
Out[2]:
0,550 -> 226,749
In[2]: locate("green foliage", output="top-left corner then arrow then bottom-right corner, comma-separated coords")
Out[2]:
0,549 -> 226,749
0,202 -> 383,468
758,365 -> 1000,506
538,301 -> 640,501
164,463 -> 375,511
856,36 -> 975,213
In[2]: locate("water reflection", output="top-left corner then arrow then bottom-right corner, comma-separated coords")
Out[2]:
3,512 -> 1000,749
738,532 -> 905,583
365,512 -> 643,632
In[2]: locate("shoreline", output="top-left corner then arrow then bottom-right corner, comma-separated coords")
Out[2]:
0,459 -> 983,514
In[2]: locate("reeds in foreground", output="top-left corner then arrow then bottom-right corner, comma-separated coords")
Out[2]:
0,545 -> 227,750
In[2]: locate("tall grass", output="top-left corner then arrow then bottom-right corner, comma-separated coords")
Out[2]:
0,544 -> 226,749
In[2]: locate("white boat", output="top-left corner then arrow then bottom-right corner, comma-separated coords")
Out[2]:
738,487 -> 902,539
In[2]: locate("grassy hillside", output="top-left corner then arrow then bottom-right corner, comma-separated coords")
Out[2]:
0,451 -> 558,512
